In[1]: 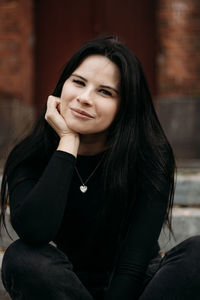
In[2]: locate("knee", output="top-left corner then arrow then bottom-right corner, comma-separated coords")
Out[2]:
2,239 -> 27,275
2,239 -> 73,286
177,235 -> 200,265
184,235 -> 200,252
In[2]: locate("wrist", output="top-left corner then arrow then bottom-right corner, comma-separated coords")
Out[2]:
57,134 -> 80,157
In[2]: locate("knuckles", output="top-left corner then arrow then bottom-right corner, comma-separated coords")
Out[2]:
45,95 -> 61,119
47,95 -> 60,104
45,112 -> 54,121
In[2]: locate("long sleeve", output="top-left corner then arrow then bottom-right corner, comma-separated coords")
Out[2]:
105,183 -> 169,300
7,148 -> 170,299
8,151 -> 76,245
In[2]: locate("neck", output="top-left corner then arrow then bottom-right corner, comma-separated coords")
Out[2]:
78,133 -> 108,156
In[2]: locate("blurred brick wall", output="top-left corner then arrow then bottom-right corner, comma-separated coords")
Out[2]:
0,0 -> 200,164
157,0 -> 200,98
0,0 -> 35,167
156,0 -> 200,161
0,0 -> 34,102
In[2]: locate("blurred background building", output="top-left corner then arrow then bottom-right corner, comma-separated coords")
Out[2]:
1,0 -> 200,255
1,0 -> 200,168
0,1 -> 200,298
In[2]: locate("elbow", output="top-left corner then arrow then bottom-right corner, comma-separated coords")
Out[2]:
11,215 -> 55,247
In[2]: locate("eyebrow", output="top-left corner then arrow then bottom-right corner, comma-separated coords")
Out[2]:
72,74 -> 87,81
71,73 -> 119,95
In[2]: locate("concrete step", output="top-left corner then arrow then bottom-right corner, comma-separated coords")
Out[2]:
174,170 -> 200,205
0,207 -> 200,297
1,174 -> 200,248
1,207 -> 199,251
159,206 -> 200,251
0,173 -> 200,251
0,171 -> 200,298
1,170 -> 200,207
0,252 -> 11,300
0,210 -> 18,250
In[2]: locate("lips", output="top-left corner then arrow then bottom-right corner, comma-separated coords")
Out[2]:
71,108 -> 94,119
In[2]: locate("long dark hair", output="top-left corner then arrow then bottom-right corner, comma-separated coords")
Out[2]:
0,36 -> 175,237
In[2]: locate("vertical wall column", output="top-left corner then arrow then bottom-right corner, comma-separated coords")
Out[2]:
156,0 -> 200,161
0,0 -> 35,166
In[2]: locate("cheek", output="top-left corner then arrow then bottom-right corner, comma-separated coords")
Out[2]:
101,104 -> 119,124
60,85 -> 77,110
60,99 -> 68,114
60,98 -> 72,120
60,89 -> 71,113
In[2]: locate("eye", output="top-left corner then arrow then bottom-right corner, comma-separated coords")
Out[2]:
99,89 -> 112,96
73,79 -> 85,86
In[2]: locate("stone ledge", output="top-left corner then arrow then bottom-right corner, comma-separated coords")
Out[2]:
0,253 -> 11,300
159,207 -> 200,252
0,208 -> 200,298
155,97 -> 200,159
1,170 -> 200,206
1,207 -> 200,251
174,172 -> 200,205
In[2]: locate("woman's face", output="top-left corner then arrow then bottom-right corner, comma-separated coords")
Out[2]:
60,55 -> 120,135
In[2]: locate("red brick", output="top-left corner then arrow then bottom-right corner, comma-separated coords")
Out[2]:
156,0 -> 200,98
0,0 -> 34,103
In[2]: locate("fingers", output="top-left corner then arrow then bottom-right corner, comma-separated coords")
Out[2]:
44,95 -> 79,143
45,95 -> 62,124
45,95 -> 67,136
45,95 -> 60,118
47,95 -> 61,108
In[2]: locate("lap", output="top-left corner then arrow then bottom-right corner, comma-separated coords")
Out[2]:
2,239 -> 93,300
3,235 -> 200,300
140,235 -> 200,300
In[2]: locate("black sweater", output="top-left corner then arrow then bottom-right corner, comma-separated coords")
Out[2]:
8,150 -> 168,300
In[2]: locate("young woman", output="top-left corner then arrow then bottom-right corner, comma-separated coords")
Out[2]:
1,36 -> 200,300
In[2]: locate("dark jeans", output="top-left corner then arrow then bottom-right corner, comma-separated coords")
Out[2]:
2,236 -> 200,300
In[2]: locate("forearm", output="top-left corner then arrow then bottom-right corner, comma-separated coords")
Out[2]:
9,151 -> 76,245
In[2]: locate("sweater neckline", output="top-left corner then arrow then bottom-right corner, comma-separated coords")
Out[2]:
77,149 -> 108,160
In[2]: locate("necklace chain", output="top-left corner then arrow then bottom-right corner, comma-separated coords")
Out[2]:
75,154 -> 105,193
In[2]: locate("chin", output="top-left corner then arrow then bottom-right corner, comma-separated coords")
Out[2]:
74,128 -> 97,135
66,119 -> 108,136
66,119 -> 90,134
67,123 -> 91,135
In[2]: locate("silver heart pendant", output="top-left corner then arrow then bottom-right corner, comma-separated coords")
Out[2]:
80,185 -> 88,193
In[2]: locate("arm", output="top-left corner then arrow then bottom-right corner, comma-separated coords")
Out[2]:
45,95 -> 80,156
9,151 -> 76,245
105,183 -> 169,300
9,96 -> 80,245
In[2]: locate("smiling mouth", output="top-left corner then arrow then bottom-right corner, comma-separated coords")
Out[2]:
71,108 -> 95,119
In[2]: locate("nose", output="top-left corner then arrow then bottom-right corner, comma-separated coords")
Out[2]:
76,89 -> 93,106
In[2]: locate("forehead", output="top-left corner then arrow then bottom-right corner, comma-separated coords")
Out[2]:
74,55 -> 120,85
